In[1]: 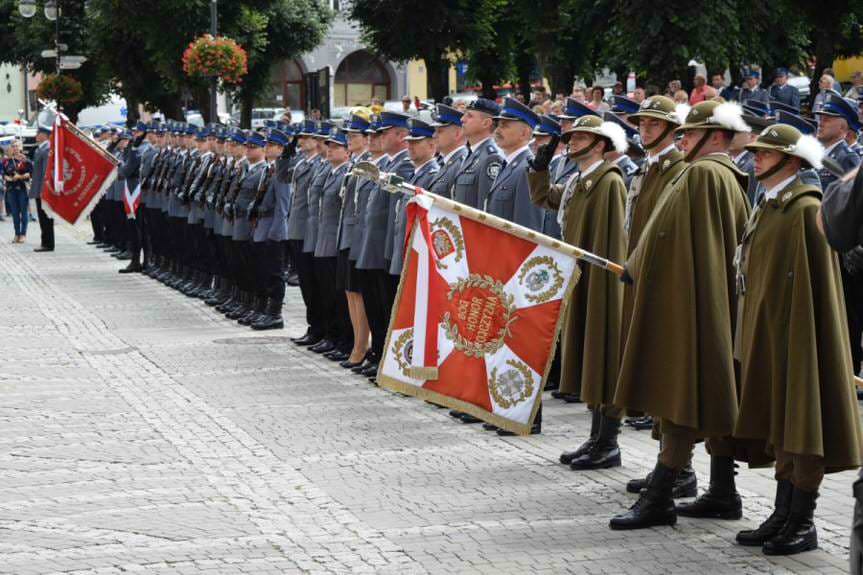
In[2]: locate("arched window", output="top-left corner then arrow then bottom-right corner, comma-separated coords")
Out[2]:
263,59 -> 305,110
334,50 -> 390,107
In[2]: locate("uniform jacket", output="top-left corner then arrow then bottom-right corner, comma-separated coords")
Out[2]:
486,147 -> 543,231
350,155 -> 387,263
819,140 -> 861,190
733,150 -> 759,205
29,140 -> 50,200
337,152 -> 371,252
357,151 -> 413,270
451,137 -> 503,209
383,150 -> 415,261
231,160 -> 270,242
138,143 -> 158,207
769,83 -> 801,109
821,167 -> 863,251
266,156 -> 293,243
541,154 -> 578,238
389,158 -> 440,276
253,161 -> 278,243
303,158 -> 329,253
286,151 -> 315,241
428,146 -> 468,199
613,155 -> 639,189
314,161 -> 351,258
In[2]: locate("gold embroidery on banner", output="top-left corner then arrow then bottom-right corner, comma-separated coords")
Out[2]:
392,329 -> 414,376
441,274 -> 517,358
517,255 -> 564,304
429,217 -> 465,270
489,359 -> 535,409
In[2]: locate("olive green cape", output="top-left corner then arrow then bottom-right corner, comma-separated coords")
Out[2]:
529,163 -> 626,404
613,154 -> 750,436
733,179 -> 863,472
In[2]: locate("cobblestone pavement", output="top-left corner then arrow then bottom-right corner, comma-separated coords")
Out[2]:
0,220 -> 858,575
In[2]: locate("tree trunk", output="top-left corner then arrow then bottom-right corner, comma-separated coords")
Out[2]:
811,26 -> 835,109
514,49 -> 533,101
124,93 -> 140,127
241,92 -> 254,129
423,52 -> 449,102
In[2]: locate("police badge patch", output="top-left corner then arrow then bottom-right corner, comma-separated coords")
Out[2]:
487,162 -> 502,180
429,217 -> 465,269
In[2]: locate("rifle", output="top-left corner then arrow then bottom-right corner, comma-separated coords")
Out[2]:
348,160 -> 626,278
249,163 -> 275,226
220,161 -> 246,219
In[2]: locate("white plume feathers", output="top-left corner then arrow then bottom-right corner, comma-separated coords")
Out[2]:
599,121 -> 629,154
674,103 -> 691,125
791,134 -> 825,170
710,101 -> 751,133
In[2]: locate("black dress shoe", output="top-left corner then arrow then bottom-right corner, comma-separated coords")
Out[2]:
456,412 -> 482,424
497,422 -> 541,436
351,361 -> 372,374
550,391 -> 581,402
33,247 -> 54,252
309,340 -> 336,354
295,334 -> 322,347
329,351 -> 350,362
360,364 -> 379,377
119,263 -> 143,274
482,423 -> 498,431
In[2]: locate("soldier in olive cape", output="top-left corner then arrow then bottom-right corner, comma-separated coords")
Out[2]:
731,124 -> 862,555
528,115 -> 628,468
610,96 -> 698,498
610,101 -> 751,530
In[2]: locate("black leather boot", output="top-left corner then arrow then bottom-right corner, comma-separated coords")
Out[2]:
736,480 -> 793,546
216,286 -> 239,313
560,408 -> 601,464
676,456 -> 742,519
570,414 -> 622,470
226,292 -> 251,320
610,462 -> 678,530
627,465 -> 698,498
239,297 -> 266,325
252,299 -> 284,330
762,488 -> 818,555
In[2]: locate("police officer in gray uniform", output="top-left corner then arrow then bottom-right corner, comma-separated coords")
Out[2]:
310,129 -> 353,355
451,98 -> 503,209
349,119 -> 389,376
30,125 -> 53,252
227,131 -> 270,322
390,118 -> 440,277
331,114 -> 372,364
486,97 -> 544,231
286,120 -> 323,345
814,92 -> 863,378
355,111 -> 414,379
428,104 -> 468,198
534,114 -> 566,238
303,123 -> 336,353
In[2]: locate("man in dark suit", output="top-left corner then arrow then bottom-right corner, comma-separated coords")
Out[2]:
769,68 -> 801,110
30,125 -> 53,252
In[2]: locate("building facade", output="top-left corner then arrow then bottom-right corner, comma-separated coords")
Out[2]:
260,3 -> 409,114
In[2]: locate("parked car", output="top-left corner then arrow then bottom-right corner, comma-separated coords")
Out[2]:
250,108 -> 284,129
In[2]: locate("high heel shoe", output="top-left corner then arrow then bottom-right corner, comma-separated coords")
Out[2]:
341,350 -> 370,369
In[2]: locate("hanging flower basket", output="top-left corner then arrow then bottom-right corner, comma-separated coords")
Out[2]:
182,34 -> 248,85
36,74 -> 83,106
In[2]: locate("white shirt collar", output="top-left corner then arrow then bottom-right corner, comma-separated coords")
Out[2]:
505,144 -> 530,164
764,174 -> 797,201
646,144 -> 677,165
330,159 -> 349,172
579,159 -> 603,178
443,145 -> 467,163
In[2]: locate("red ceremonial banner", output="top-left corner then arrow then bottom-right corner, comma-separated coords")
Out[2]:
41,114 -> 118,225
377,192 -> 581,435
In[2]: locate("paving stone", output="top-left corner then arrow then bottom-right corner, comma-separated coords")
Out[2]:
0,220 -> 858,574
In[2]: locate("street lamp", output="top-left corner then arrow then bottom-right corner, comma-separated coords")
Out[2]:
18,0 -> 37,18
44,0 -> 59,20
